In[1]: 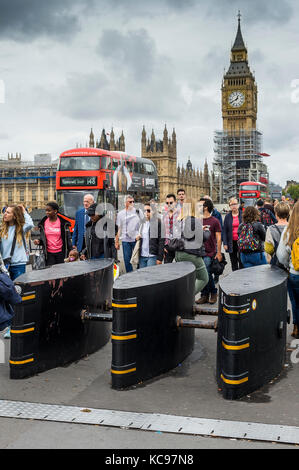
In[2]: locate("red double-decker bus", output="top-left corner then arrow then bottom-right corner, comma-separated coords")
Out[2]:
239,181 -> 267,207
56,148 -> 159,229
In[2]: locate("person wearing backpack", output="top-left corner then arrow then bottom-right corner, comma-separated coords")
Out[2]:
265,202 -> 290,267
277,201 -> 299,338
256,199 -> 277,229
237,206 -> 267,268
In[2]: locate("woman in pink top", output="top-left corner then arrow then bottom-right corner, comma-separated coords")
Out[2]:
223,198 -> 243,271
34,202 -> 72,266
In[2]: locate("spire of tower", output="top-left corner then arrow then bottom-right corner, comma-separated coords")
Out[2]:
232,10 -> 247,52
163,124 -> 168,140
89,128 -> 95,148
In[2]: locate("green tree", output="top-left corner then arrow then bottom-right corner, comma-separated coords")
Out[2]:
287,184 -> 299,200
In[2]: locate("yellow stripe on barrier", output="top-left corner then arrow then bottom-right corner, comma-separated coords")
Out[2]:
10,328 -> 35,334
222,341 -> 249,351
111,368 -> 136,375
223,307 -> 248,315
9,358 -> 34,365
22,295 -> 36,301
221,374 -> 248,385
111,334 -> 137,341
112,303 -> 137,309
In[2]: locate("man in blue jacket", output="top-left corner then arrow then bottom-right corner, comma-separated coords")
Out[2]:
72,194 -> 95,253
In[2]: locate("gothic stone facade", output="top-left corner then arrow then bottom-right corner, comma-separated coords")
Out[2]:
141,125 -> 217,202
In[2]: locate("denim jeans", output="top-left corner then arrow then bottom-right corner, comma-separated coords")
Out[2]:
201,256 -> 217,296
288,274 -> 299,325
139,256 -> 157,268
122,241 -> 136,273
8,264 -> 26,281
240,252 -> 267,268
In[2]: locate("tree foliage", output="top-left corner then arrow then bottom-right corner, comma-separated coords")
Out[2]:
287,184 -> 299,200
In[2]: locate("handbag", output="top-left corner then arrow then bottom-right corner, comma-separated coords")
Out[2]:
130,239 -> 141,268
130,225 -> 143,268
210,254 -> 227,275
167,238 -> 185,252
32,250 -> 46,270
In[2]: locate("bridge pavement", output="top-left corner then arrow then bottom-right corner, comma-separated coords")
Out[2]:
0,253 -> 298,450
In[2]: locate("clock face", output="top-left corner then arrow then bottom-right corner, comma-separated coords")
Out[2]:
228,91 -> 245,108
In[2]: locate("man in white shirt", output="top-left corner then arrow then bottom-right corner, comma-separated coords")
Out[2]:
115,195 -> 140,272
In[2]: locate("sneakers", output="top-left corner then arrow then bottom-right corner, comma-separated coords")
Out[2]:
195,295 -> 209,305
3,327 -> 11,339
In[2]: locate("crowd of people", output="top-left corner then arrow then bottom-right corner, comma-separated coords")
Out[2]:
0,191 -> 298,341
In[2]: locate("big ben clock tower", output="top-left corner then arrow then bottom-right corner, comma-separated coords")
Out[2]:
222,12 -> 257,133
213,13 -> 268,203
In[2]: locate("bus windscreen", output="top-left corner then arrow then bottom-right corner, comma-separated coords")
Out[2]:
59,156 -> 100,171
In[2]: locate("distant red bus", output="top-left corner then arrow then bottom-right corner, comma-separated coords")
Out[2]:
239,181 -> 267,207
56,148 -> 159,230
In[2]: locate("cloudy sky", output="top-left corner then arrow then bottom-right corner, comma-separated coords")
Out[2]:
0,0 -> 298,186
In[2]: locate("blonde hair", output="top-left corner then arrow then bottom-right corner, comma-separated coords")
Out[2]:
284,201 -> 299,247
0,205 -> 25,245
229,197 -> 238,205
179,198 -> 202,220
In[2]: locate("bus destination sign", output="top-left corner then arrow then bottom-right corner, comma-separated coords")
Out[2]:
60,176 -> 98,187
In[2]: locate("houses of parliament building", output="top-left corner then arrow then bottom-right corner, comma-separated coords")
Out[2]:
89,126 -> 218,202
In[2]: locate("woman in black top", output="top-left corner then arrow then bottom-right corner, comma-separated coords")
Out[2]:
223,197 -> 243,271
80,203 -> 115,260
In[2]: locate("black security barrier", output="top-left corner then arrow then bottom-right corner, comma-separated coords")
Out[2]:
111,262 -> 196,389
217,265 -> 289,400
10,259 -> 113,379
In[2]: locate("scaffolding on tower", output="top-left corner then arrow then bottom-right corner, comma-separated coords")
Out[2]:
213,128 -> 269,203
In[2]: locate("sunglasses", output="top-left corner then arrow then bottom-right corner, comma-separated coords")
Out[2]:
128,200 -> 134,204
144,209 -> 151,213
166,202 -> 174,205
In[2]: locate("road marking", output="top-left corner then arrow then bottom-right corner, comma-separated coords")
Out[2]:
0,400 -> 298,445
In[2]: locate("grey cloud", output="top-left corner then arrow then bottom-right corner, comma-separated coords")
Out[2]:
0,0 -> 84,41
47,61 -> 185,123
97,29 -> 160,82
205,0 -> 293,25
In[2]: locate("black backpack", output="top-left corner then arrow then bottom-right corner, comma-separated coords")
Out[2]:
260,208 -> 275,229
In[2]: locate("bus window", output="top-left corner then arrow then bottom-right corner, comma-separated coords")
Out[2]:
100,156 -> 110,169
109,158 -> 120,170
240,184 -> 259,191
144,163 -> 155,175
135,162 -> 146,174
126,160 -> 134,172
59,156 -> 100,171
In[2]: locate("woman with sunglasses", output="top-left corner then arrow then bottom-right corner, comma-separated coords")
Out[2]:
136,203 -> 165,268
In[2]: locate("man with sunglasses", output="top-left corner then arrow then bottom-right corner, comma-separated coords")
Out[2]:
163,193 -> 180,264
115,195 -> 141,272
136,203 -> 164,268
